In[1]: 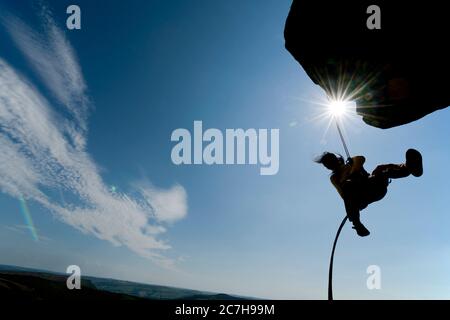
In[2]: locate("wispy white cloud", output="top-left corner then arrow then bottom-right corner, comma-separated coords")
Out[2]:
2,9 -> 88,149
139,183 -> 188,223
0,8 -> 187,268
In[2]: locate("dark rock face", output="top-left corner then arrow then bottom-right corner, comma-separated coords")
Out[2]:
284,0 -> 449,128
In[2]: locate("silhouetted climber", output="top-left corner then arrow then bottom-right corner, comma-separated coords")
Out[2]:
315,149 -> 423,236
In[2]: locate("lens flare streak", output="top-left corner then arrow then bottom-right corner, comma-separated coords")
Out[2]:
19,196 -> 39,241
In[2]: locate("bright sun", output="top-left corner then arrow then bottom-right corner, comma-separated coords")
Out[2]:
328,99 -> 349,118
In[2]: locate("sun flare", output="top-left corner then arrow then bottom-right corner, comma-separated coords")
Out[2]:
328,99 -> 350,118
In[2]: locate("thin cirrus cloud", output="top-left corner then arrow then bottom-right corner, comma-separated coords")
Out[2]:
3,10 -> 88,127
0,9 -> 187,268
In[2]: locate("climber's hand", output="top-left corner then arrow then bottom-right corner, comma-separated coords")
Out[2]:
346,157 -> 353,165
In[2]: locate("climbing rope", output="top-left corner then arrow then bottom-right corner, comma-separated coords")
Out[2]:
328,216 -> 347,300
335,119 -> 350,159
328,117 -> 350,301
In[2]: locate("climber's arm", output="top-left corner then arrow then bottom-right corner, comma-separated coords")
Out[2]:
349,156 -> 365,175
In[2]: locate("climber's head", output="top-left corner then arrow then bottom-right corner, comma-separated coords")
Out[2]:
315,152 -> 344,172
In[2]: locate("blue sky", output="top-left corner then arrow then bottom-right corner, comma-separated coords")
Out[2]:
0,0 -> 449,299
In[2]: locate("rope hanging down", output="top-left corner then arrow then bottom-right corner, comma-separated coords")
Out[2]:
335,120 -> 350,159
328,216 -> 348,300
328,118 -> 350,301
